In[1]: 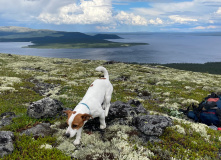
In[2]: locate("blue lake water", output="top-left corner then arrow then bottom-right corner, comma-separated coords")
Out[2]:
0,33 -> 221,64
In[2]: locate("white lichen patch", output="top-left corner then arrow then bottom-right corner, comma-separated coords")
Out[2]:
163,92 -> 170,96
0,76 -> 21,87
159,102 -> 180,109
35,75 -> 67,82
184,86 -> 192,90
0,86 -> 16,92
171,117 -> 210,141
181,99 -> 199,105
0,76 -> 21,92
53,123 -> 154,160
189,123 -> 210,141
40,144 -> 53,149
171,125 -> 186,135
67,81 -> 78,86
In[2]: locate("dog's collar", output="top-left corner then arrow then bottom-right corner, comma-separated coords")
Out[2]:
80,103 -> 91,114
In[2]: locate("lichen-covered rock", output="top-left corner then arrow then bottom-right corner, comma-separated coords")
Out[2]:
0,131 -> 14,158
0,112 -> 16,128
20,123 -> 56,138
108,100 -> 148,119
132,115 -> 173,136
28,78 -> 59,96
84,100 -> 148,130
27,97 -> 63,119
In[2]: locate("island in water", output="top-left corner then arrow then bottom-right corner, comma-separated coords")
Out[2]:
0,26 -> 147,49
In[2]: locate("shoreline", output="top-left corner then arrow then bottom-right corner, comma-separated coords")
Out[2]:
1,52 -> 221,75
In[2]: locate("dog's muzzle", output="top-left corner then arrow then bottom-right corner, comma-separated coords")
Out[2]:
64,133 -> 70,138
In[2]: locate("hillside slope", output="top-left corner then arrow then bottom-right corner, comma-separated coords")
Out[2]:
0,53 -> 221,159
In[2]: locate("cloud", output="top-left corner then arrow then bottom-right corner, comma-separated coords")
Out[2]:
216,7 -> 221,14
192,25 -> 218,30
39,0 -> 113,24
96,25 -> 116,31
149,18 -> 163,25
1,0 -> 221,32
38,0 -> 148,27
114,11 -> 148,26
169,15 -> 198,24
113,0 -> 179,2
0,0 -> 75,23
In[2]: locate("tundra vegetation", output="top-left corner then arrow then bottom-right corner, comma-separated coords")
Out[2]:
0,53 -> 221,159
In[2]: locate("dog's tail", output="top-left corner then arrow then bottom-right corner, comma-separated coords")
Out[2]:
95,66 -> 109,79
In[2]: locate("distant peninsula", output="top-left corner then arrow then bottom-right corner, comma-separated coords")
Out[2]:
0,26 -> 147,49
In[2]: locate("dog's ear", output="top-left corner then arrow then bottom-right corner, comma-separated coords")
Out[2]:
63,110 -> 76,117
81,114 -> 92,121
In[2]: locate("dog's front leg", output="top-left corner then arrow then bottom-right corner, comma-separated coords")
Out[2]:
74,127 -> 83,145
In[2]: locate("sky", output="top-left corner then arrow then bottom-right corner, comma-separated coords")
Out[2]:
0,0 -> 221,32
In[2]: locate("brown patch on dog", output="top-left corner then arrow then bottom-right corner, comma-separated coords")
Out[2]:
90,84 -> 93,87
63,110 -> 76,124
71,113 -> 92,130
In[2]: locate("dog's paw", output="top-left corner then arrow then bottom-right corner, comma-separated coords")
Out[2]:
74,139 -> 80,145
100,124 -> 106,129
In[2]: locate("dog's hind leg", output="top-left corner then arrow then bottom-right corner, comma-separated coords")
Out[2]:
99,111 -> 106,129
103,95 -> 111,117
103,86 -> 113,117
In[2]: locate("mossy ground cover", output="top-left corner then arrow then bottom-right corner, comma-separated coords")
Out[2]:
0,53 -> 221,159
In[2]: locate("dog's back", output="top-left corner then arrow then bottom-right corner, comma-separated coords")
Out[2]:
82,66 -> 113,105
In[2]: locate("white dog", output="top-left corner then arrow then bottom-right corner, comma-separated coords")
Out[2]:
63,66 -> 113,145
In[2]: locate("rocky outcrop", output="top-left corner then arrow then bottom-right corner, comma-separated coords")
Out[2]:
83,100 -> 148,131
84,100 -> 172,142
110,100 -> 148,117
132,115 -> 173,136
0,131 -> 14,158
27,97 -> 63,119
20,123 -> 56,138
0,112 -> 16,128
27,78 -> 59,96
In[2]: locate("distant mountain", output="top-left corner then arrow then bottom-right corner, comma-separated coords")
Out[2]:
0,26 -> 147,48
0,26 -> 121,43
93,34 -> 122,39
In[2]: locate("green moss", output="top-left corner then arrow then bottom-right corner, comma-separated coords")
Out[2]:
1,133 -> 71,160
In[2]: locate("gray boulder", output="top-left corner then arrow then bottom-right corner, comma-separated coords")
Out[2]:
0,112 -> 16,128
28,78 -> 59,96
20,123 -> 56,138
0,131 -> 14,158
84,100 -> 148,130
108,100 -> 148,119
27,97 -> 63,119
132,115 -> 173,136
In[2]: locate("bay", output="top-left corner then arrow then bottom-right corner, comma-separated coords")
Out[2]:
0,33 -> 221,64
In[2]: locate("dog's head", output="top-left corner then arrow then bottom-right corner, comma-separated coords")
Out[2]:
63,110 -> 92,137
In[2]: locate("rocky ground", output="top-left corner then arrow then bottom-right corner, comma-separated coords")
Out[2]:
0,53 -> 221,159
